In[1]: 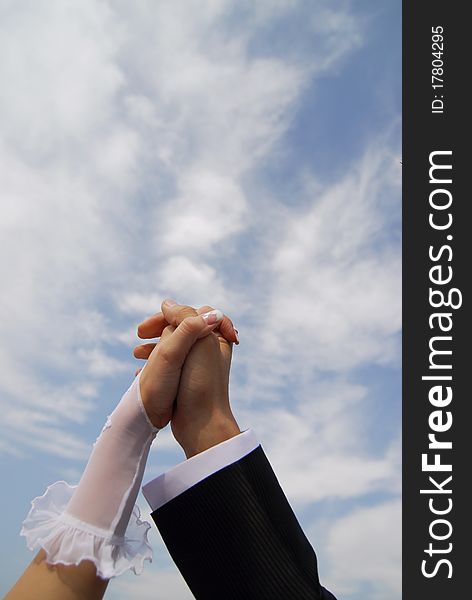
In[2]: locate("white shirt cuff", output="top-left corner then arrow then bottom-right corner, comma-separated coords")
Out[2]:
142,429 -> 259,511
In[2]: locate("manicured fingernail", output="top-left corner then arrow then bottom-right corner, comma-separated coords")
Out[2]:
201,309 -> 224,326
163,298 -> 177,307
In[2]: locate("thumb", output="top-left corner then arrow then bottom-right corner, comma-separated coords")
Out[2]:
157,309 -> 224,369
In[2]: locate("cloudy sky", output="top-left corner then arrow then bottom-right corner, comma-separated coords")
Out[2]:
0,1 -> 401,598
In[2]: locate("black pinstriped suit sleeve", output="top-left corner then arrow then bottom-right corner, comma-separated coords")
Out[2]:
151,446 -> 337,600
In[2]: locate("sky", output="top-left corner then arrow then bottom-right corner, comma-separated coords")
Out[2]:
0,1 -> 401,598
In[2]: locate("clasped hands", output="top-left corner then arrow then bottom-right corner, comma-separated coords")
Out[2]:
133,299 -> 241,458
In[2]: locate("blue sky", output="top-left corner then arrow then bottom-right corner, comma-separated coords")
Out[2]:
0,1 -> 401,598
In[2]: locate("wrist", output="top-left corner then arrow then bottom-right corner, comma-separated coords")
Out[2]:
178,413 -> 241,459
139,374 -> 173,430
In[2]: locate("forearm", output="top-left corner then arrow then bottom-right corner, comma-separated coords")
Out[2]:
180,411 -> 241,458
145,440 -> 324,600
65,373 -> 157,539
10,374 -> 157,599
5,550 -> 108,600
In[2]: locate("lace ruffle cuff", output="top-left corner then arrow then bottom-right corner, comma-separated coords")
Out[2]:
20,481 -> 153,579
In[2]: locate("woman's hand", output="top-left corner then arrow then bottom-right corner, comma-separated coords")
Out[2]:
135,301 -> 240,456
134,299 -> 238,430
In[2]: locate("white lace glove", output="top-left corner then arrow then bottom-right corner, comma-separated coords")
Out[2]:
20,372 -> 158,579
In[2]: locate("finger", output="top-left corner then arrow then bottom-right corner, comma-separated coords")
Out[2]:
162,301 -> 226,342
162,299 -> 239,344
196,305 -> 239,345
156,310 -> 225,368
137,312 -> 167,339
219,336 -> 233,363
161,299 -> 198,324
137,302 -> 239,344
134,324 -> 175,358
196,305 -> 213,314
133,343 -> 157,360
137,314 -> 182,340
161,324 -> 175,340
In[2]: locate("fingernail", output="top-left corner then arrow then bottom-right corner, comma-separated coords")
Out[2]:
163,298 -> 177,307
201,309 -> 224,326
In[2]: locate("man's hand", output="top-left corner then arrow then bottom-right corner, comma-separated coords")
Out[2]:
135,301 -> 240,456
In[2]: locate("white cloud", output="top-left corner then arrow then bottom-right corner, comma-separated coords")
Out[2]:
110,567 -> 193,600
258,143 -> 401,377
77,348 -> 131,377
158,170 -> 248,254
323,499 -> 402,599
227,139 -> 401,508
0,0 -> 125,160
0,1 -> 364,459
238,379 -> 400,505
0,1 -> 137,458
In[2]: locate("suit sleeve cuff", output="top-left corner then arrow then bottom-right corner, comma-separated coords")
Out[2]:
142,429 -> 259,511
